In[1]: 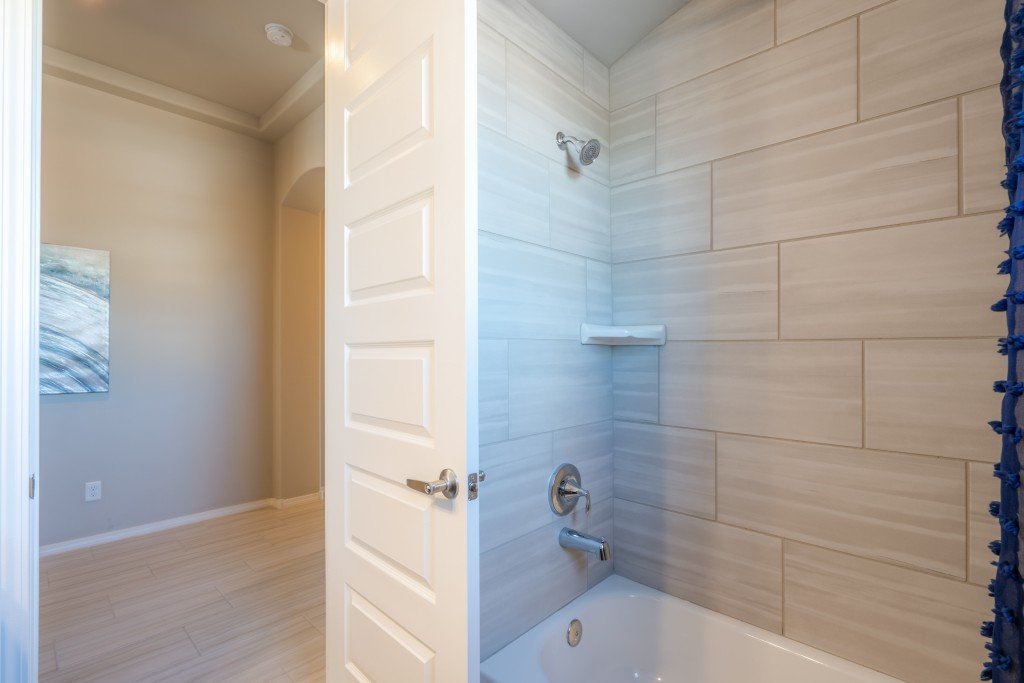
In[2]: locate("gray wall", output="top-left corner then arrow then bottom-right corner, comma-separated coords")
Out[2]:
477,0 -> 614,659
40,76 -> 275,546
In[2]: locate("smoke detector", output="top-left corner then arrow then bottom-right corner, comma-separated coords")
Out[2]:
265,23 -> 294,48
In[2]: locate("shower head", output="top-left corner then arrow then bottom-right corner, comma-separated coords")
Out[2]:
556,132 -> 602,166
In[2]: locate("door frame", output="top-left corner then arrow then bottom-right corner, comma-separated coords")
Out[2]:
0,0 -> 41,680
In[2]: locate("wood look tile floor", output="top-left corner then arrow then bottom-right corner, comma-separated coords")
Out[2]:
40,501 -> 326,682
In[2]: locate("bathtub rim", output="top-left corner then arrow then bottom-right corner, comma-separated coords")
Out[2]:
480,573 -> 902,683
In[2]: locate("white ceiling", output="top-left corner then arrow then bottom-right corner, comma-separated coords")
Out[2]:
528,0 -> 691,66
43,0 -> 324,118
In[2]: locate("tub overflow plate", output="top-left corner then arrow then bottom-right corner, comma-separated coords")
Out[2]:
567,618 -> 583,647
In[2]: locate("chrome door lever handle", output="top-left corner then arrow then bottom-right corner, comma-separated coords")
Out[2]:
406,468 -> 459,499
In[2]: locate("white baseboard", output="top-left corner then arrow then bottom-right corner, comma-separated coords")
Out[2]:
273,492 -> 322,509
40,498 -> 276,557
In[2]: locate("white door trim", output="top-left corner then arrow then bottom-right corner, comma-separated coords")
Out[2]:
0,0 -> 41,680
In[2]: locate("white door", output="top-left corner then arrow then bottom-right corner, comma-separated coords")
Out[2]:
323,0 -> 478,680
0,0 -> 41,681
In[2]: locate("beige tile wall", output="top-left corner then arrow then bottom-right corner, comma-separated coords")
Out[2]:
608,0 -> 1005,680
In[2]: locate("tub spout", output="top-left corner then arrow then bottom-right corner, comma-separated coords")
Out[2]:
559,527 -> 611,561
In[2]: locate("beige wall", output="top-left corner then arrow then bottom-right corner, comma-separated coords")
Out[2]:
273,106 -> 325,500
609,0 -> 1005,681
40,75 -> 275,545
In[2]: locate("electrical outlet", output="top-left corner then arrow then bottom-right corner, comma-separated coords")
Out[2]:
85,481 -> 101,502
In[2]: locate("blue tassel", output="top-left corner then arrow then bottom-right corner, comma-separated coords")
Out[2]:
997,605 -> 1016,625
986,643 -> 1013,671
989,422 -> 1024,443
991,500 -> 1002,517
999,215 -> 1016,235
990,579 -> 998,598
991,540 -> 1003,556
982,620 -> 995,638
993,462 -> 1023,486
1003,173 -> 1019,192
1001,514 -> 1019,536
994,381 -> 1024,395
995,560 -> 1019,578
981,664 -> 993,681
1000,258 -> 1013,274
994,298 -> 1010,312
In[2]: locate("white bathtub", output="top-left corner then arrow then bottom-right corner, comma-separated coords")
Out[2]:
481,575 -> 901,683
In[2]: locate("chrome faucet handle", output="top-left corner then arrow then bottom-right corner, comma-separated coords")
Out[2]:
558,480 -> 591,513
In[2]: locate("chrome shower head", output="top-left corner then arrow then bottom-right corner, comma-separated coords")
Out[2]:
556,132 -> 602,166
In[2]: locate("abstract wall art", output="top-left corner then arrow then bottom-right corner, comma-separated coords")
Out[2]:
40,244 -> 110,394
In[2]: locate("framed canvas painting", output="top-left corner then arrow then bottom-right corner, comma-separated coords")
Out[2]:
39,244 -> 109,394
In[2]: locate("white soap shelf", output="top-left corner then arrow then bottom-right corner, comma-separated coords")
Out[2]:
580,323 -> 666,346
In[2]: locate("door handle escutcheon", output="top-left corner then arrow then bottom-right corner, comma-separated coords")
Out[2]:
406,468 -> 459,499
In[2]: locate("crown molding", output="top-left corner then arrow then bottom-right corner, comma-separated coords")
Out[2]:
42,46 -> 323,141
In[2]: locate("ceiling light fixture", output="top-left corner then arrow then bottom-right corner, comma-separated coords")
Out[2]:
265,23 -> 294,48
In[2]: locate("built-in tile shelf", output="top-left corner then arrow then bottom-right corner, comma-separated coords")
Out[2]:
581,323 -> 666,346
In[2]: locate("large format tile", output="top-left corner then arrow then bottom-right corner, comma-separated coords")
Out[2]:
659,341 -> 862,446
586,259 -> 612,325
963,87 -> 1006,215
780,215 -> 1005,339
614,498 -> 782,632
479,128 -> 549,247
613,421 -> 715,519
481,521 -> 587,658
480,434 -> 553,553
549,163 -> 611,261
507,45 -> 609,183
610,0 -> 774,110
714,101 -> 958,249
860,0 -> 1004,118
610,165 -> 711,263
612,347 -> 658,422
508,341 -> 612,438
478,21 -> 507,133
969,461 -> 1001,586
656,21 -> 857,174
718,435 -> 966,576
479,233 -> 587,340
784,543 -> 990,683
479,340 -> 508,445
609,99 -> 655,186
479,0 -> 584,90
583,51 -> 609,109
864,340 -> 1004,462
776,0 -> 888,43
614,245 -> 777,340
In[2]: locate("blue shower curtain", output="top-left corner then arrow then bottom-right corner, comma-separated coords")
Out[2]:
987,3 -> 1024,680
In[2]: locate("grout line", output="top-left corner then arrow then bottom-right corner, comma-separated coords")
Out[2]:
713,431 -> 719,521
780,537 -> 786,635
861,341 -> 867,448
708,162 -> 714,250
957,95 -> 965,217
965,460 -> 972,582
773,0 -> 778,47
856,15 -> 862,121
776,242 -> 781,339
